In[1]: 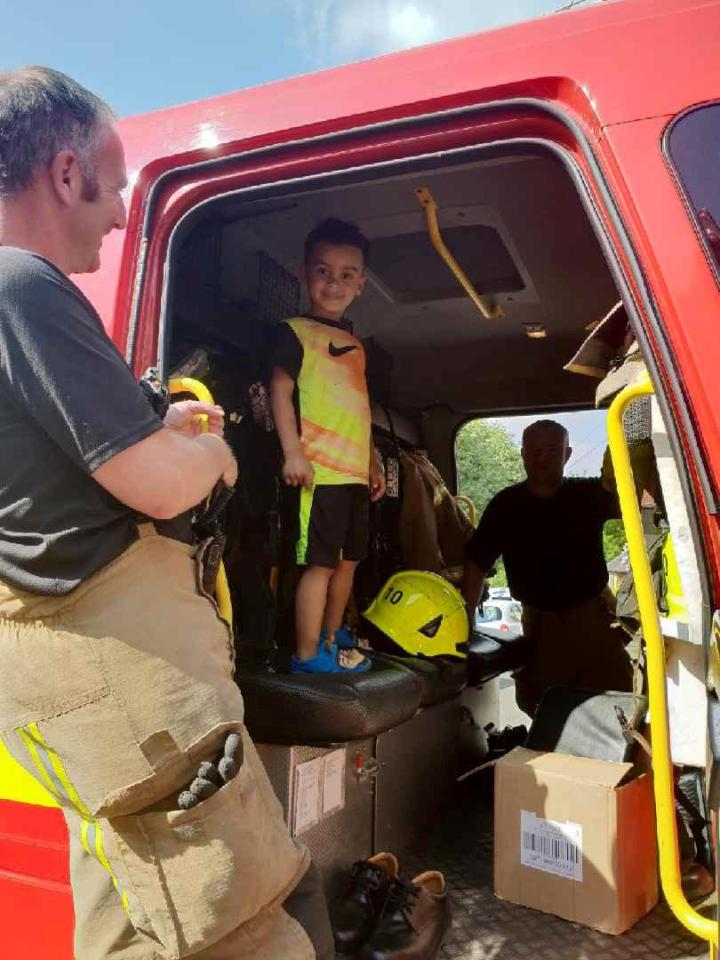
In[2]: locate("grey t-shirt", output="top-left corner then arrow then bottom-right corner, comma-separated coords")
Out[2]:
0,247 -> 164,594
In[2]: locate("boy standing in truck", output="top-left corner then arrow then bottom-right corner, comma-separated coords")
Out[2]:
271,218 -> 385,674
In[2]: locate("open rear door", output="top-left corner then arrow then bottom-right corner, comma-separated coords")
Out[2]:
607,374 -> 718,958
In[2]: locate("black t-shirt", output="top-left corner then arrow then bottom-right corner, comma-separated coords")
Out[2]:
465,478 -> 620,611
0,247 -> 163,595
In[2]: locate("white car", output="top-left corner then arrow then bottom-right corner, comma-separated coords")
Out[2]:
474,597 -> 523,639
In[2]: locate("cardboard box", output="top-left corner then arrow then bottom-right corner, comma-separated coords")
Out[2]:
494,748 -> 658,934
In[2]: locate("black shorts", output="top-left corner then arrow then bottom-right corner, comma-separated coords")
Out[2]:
295,483 -> 369,568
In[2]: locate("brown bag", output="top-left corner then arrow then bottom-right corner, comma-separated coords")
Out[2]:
399,450 -> 473,573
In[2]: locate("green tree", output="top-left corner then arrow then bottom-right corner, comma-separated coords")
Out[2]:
603,519 -> 627,563
455,419 -> 524,517
455,420 -> 524,587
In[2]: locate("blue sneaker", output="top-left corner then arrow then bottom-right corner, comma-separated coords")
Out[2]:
335,625 -> 359,650
320,625 -> 357,650
291,646 -> 371,674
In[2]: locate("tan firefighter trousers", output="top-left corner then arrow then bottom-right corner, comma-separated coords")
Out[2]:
0,524 -> 317,959
515,593 -> 634,717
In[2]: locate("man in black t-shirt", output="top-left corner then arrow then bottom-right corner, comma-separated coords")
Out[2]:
462,419 -> 632,715
0,68 -> 332,960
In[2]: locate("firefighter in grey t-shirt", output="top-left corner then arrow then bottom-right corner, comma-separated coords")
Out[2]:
0,67 -> 332,960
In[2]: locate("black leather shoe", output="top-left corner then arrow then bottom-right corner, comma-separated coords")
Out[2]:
330,852 -> 399,957
357,871 -> 451,960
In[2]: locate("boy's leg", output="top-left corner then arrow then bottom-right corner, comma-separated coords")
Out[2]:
295,564 -> 334,660
322,559 -> 368,669
293,485 -> 370,672
322,559 -> 358,641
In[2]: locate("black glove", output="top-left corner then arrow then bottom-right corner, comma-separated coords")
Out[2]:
177,730 -> 244,810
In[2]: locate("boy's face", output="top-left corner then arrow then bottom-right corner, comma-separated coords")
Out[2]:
304,241 -> 366,321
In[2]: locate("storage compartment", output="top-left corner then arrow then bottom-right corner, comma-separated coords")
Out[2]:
256,697 -> 463,891
375,700 -> 461,853
257,739 -> 376,890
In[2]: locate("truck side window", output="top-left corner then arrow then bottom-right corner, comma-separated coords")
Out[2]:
667,102 -> 720,283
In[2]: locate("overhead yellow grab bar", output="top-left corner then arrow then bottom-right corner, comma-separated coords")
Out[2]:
168,377 -> 233,627
415,187 -> 504,320
607,374 -> 717,948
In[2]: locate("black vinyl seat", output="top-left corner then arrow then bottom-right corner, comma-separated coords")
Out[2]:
466,629 -> 531,686
235,656 -> 423,744
367,651 -> 467,707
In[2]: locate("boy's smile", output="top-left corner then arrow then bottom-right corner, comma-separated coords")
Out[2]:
305,241 -> 366,321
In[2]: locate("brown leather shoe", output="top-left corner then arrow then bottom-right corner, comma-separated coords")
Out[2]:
357,870 -> 451,960
330,852 -> 399,957
680,861 -> 716,903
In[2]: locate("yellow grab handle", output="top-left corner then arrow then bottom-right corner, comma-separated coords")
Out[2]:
455,494 -> 478,527
415,187 -> 504,320
607,373 -> 717,946
168,377 -> 233,627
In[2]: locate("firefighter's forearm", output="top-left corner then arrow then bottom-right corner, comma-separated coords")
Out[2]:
93,428 -> 236,520
461,561 -> 487,615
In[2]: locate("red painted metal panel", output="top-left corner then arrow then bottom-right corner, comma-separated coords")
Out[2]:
0,871 -> 74,960
602,115 -> 720,593
0,802 -> 73,957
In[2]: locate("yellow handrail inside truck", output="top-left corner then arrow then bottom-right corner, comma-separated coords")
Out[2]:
607,373 -> 717,950
454,494 -> 478,527
415,186 -> 504,320
168,377 -> 233,626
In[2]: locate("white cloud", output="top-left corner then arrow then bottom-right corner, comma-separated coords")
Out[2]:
289,0 -> 591,65
330,2 -> 437,56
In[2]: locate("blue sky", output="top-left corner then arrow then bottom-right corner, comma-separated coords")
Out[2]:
490,410 -> 608,476
1,0 -> 590,117
1,0 -> 607,471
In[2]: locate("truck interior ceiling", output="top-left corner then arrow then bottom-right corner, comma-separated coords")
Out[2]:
163,147 -> 620,469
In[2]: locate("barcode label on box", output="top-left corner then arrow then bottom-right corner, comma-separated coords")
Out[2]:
520,810 -> 583,881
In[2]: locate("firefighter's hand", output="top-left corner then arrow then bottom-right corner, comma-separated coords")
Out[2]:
165,400 -> 225,437
223,456 -> 238,488
283,452 -> 314,488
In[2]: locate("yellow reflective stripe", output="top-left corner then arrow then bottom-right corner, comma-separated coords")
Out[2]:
16,727 -> 63,800
26,722 -> 93,819
92,822 -> 115,883
94,817 -> 130,915
297,485 -> 315,564
80,818 -> 93,857
17,723 -> 132,919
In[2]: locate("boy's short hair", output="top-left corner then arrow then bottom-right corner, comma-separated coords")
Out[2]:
304,218 -> 369,265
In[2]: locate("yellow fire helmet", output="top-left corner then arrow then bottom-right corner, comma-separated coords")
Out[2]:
364,570 -> 469,659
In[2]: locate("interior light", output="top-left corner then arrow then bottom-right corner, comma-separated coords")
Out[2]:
524,323 -> 547,339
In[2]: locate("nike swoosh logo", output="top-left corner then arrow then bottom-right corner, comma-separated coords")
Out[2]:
328,342 -> 359,357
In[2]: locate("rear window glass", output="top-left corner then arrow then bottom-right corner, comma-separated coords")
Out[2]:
666,103 -> 720,284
